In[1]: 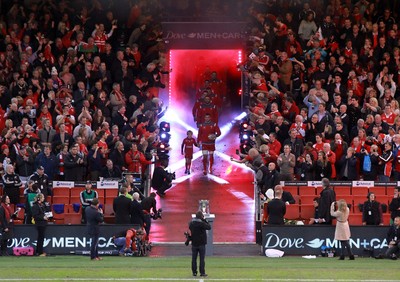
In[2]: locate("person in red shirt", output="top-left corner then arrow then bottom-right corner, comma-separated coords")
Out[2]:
198,114 -> 221,175
125,143 -> 152,174
193,96 -> 218,127
381,104 -> 396,126
181,130 -> 198,175
268,133 -> 282,156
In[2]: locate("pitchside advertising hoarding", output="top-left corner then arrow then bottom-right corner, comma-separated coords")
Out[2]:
10,225 -> 139,255
262,226 -> 388,256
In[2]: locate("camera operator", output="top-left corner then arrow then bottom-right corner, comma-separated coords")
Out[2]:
141,192 -> 157,243
189,211 -> 211,277
151,159 -> 174,197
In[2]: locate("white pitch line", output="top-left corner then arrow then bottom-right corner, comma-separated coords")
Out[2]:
0,279 -> 399,282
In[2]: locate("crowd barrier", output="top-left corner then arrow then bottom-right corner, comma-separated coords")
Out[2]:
262,225 -> 388,256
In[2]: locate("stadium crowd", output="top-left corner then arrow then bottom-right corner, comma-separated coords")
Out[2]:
0,0 -> 171,205
241,0 -> 400,184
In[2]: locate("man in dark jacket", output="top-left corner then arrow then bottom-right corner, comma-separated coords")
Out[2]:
28,166 -> 51,198
86,198 -> 104,260
130,192 -> 145,226
266,187 -> 286,225
385,216 -> 400,259
113,186 -> 132,224
318,178 -> 336,224
189,211 -> 211,277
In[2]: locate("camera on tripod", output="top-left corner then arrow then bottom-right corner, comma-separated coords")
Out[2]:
184,231 -> 192,246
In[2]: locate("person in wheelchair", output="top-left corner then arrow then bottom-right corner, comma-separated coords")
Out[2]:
113,226 -> 147,256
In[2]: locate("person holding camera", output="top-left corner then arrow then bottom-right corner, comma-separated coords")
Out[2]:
189,211 -> 211,277
32,193 -> 50,256
151,159 -> 173,197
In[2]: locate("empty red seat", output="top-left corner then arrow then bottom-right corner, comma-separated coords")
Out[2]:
285,204 -> 300,220
300,195 -> 317,205
300,204 -> 316,220
53,187 -> 70,197
334,186 -> 351,196
298,186 -> 316,196
352,187 -> 369,196
283,186 -> 298,196
348,213 -> 363,225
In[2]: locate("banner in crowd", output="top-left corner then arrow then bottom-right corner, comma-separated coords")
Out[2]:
262,226 -> 388,256
162,22 -> 246,49
52,181 -> 75,188
10,225 -> 139,255
96,181 -> 119,189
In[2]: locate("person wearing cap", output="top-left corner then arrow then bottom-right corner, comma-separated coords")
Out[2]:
27,165 -> 51,198
85,198 -> 104,260
80,181 -> 99,224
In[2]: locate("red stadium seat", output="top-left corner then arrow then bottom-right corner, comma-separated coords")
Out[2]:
95,188 -> 106,198
382,213 -> 392,225
348,213 -> 363,225
52,196 -> 69,205
53,187 -> 70,197
70,196 -> 81,205
283,186 -> 298,196
352,196 -> 367,212
64,213 -> 82,224
334,186 -> 351,196
300,204 -> 316,221
300,195 -> 317,205
285,204 -> 300,220
70,188 -> 82,197
370,187 -> 386,196
352,187 -> 369,196
298,186 -> 316,196
105,189 -> 118,198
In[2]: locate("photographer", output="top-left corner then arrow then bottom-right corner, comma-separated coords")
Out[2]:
151,159 -> 174,197
189,211 -> 211,277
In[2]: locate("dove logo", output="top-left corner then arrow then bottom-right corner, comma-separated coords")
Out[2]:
306,238 -> 325,248
264,233 -> 304,249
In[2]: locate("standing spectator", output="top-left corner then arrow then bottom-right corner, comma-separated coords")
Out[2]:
80,181 -> 99,224
378,142 -> 393,182
362,192 -> 384,226
125,142 -> 152,174
87,143 -> 104,181
15,146 -> 35,182
37,118 -> 56,147
64,144 -> 87,181
31,193 -> 49,256
298,12 -> 317,47
389,187 -> 400,222
189,211 -> 211,277
113,186 -> 132,224
266,186 -> 286,225
34,145 -> 57,181
318,178 -> 336,225
0,195 -> 15,256
86,198 -> 104,261
181,130 -> 198,175
338,147 -> 358,180
331,199 -> 354,260
277,145 -> 296,181
2,165 -> 22,206
314,151 -> 332,181
27,166 -> 51,198
101,159 -> 122,179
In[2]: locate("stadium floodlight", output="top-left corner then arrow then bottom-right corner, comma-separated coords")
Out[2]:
160,121 -> 170,132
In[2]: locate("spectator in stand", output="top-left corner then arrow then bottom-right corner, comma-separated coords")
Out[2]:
378,142 -> 393,182
338,147 -> 358,180
80,181 -> 99,224
125,142 -> 153,174
101,159 -> 122,179
27,166 -> 51,198
2,165 -> 22,206
277,145 -> 296,181
64,143 -> 87,181
315,151 -> 332,181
